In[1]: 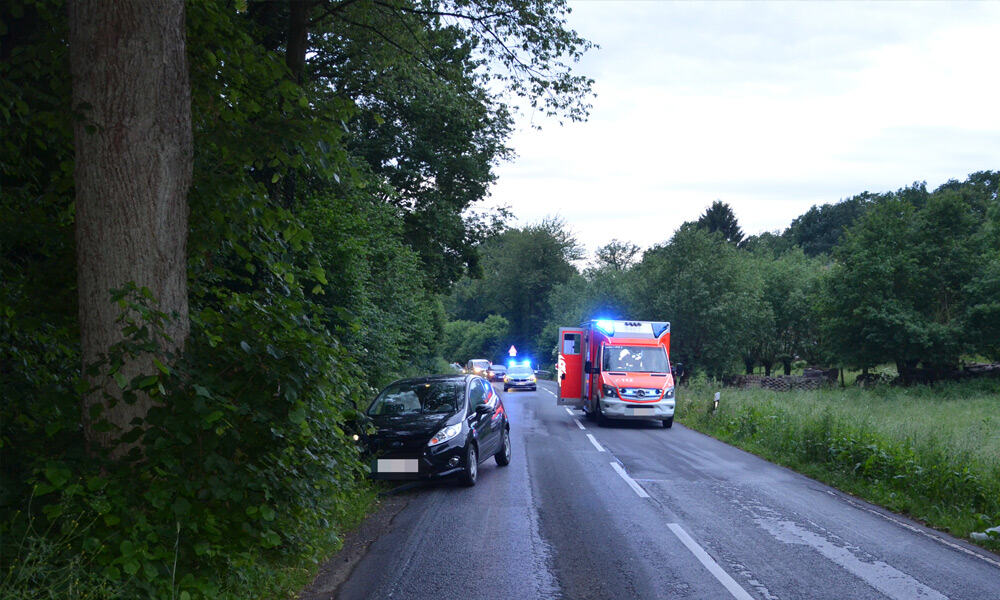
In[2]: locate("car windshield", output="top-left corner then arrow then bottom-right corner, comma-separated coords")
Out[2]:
507,365 -> 533,376
492,366 -> 506,373
602,345 -> 669,373
368,380 -> 464,416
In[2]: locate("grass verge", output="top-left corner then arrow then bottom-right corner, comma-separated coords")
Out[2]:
676,378 -> 1000,553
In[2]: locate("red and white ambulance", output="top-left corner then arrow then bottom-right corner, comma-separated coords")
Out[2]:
557,320 -> 676,428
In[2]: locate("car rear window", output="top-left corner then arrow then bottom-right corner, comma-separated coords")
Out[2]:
368,380 -> 464,416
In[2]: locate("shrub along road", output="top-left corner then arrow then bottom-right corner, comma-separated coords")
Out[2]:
330,381 -> 1000,599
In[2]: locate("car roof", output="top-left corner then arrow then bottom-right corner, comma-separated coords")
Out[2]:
388,374 -> 475,386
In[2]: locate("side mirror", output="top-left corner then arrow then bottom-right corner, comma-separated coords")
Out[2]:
584,361 -> 593,374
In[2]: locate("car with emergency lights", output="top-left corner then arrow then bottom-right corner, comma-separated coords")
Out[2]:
360,374 -> 510,486
503,361 -> 537,391
556,320 -> 676,428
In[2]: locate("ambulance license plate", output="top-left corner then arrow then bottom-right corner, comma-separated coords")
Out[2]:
628,407 -> 655,417
377,459 -> 419,473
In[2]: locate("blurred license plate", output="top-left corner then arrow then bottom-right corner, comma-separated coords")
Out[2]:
628,407 -> 655,416
377,459 -> 418,473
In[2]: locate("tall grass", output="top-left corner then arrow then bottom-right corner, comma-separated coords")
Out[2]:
677,378 -> 1000,550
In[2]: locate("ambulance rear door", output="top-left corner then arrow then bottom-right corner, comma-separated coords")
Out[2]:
557,327 -> 585,407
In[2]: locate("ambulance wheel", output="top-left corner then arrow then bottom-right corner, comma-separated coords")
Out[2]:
595,404 -> 609,427
662,417 -> 673,429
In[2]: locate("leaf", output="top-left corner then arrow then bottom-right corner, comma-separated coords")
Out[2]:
153,357 -> 170,375
44,463 -> 71,488
194,385 -> 212,398
113,371 -> 128,389
240,341 -> 251,353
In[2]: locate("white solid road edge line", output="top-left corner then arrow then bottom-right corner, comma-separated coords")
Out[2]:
586,433 -> 605,452
825,490 -> 1000,570
610,462 -> 649,498
573,418 -> 586,430
668,523 -> 755,600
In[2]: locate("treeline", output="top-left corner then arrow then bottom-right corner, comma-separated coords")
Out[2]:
1,2 -> 591,598
445,172 -> 1000,383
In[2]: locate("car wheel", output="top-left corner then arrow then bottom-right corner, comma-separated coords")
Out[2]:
495,428 -> 511,466
662,417 -> 673,429
459,443 -> 478,486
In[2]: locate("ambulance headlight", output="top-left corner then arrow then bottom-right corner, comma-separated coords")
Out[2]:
663,386 -> 674,399
602,384 -> 618,398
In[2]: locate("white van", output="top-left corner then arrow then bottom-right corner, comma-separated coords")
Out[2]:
465,359 -> 491,376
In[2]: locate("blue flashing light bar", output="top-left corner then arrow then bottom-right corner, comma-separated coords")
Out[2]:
594,320 -> 616,335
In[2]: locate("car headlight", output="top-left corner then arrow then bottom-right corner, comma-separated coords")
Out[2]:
429,423 -> 463,446
529,375 -> 536,382
504,376 -> 510,382
663,387 -> 674,399
602,384 -> 618,398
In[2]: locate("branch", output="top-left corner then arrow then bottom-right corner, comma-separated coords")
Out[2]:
310,0 -> 365,26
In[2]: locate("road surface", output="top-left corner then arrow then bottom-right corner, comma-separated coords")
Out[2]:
336,381 -> 1000,599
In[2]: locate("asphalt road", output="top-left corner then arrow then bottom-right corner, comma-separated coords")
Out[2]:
336,381 -> 1000,600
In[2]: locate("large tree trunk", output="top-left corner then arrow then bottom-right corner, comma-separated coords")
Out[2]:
69,0 -> 192,452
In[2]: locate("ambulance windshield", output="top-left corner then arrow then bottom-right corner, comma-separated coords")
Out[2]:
602,345 -> 669,373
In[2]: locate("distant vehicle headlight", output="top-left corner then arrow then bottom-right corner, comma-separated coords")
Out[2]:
429,423 -> 462,446
504,375 -> 510,382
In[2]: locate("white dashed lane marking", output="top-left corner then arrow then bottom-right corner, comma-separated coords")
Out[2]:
586,434 -> 605,452
610,462 -> 649,498
572,418 -> 586,430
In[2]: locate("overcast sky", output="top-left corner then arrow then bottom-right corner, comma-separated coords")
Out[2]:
485,1 -> 1000,258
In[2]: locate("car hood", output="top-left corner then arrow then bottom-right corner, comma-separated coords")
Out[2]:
369,412 -> 455,439
603,372 -> 674,389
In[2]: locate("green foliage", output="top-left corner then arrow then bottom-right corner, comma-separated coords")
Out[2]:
447,217 -> 582,358
442,314 -> 511,364
820,183 -> 988,379
695,200 -> 745,247
782,192 -> 877,257
632,226 -> 766,378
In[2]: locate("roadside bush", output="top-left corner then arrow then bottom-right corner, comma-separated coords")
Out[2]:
3,288 -> 374,599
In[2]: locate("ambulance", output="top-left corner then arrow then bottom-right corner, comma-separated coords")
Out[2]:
557,320 -> 675,428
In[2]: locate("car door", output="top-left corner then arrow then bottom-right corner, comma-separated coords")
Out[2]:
468,378 -> 500,456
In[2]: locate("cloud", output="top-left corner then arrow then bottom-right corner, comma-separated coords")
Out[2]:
486,1 -> 1000,256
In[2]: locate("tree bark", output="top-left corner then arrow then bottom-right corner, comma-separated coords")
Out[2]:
69,0 -> 192,452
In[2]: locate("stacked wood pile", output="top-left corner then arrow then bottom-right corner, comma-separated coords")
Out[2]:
725,368 -> 837,391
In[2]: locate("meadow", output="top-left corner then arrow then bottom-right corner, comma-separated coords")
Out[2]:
677,378 -> 1000,551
